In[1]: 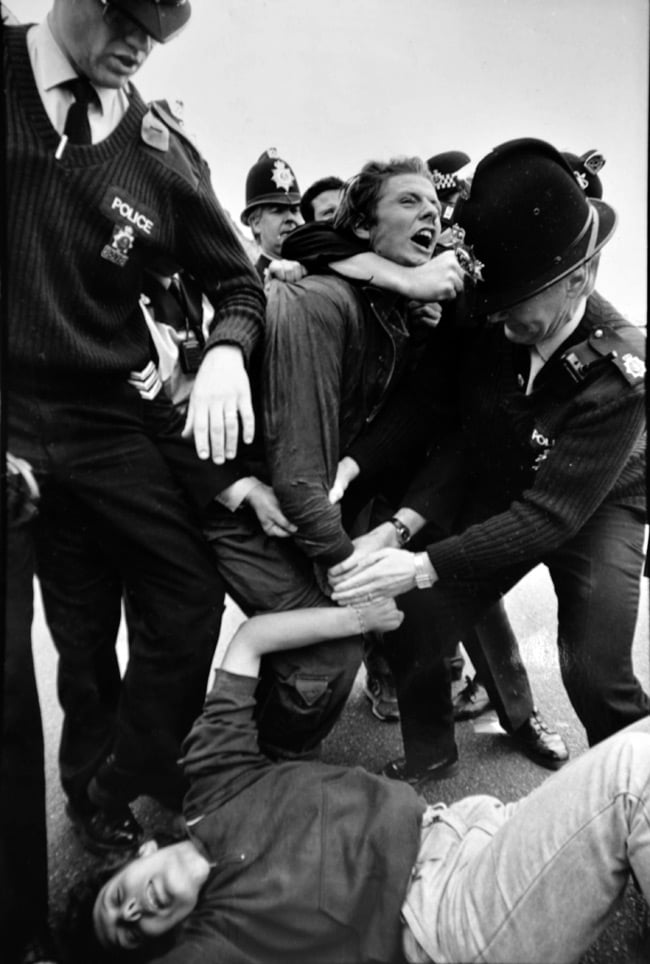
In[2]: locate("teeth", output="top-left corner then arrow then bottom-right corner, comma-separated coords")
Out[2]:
412,229 -> 433,247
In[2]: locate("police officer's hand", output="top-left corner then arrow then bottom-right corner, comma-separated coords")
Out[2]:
6,452 -> 40,524
183,345 -> 255,463
244,481 -> 298,538
329,548 -> 419,603
265,259 -> 307,285
405,251 -> 465,303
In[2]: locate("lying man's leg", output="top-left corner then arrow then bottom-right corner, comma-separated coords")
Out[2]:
403,718 -> 650,963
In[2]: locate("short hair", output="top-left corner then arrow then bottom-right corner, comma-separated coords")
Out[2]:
300,176 -> 345,221
62,837 -> 181,962
334,157 -> 433,234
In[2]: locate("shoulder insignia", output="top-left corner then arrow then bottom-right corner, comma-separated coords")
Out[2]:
140,99 -> 204,190
140,109 -> 170,152
559,323 -> 646,391
587,325 -> 646,385
149,99 -> 200,154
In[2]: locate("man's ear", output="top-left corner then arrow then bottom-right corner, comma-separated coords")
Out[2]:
352,222 -> 370,242
138,839 -> 159,858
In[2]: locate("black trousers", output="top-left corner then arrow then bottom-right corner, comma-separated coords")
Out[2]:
9,379 -> 224,807
31,383 -> 362,794
387,503 -> 649,771
1,514 -> 49,957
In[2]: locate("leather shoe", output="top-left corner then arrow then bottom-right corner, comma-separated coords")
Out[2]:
452,675 -> 493,721
511,710 -> 569,770
66,798 -> 143,856
19,930 -> 60,964
381,750 -> 459,788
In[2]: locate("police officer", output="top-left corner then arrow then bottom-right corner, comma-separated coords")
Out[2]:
329,138 -> 648,782
241,148 -> 303,279
4,0 -> 265,861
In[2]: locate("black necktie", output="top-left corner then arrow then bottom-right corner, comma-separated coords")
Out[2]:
62,77 -> 97,145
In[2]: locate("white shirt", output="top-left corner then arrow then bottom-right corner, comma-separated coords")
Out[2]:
526,297 -> 587,394
27,18 -> 129,142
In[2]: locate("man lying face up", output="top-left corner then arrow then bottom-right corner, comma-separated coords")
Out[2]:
68,598 -> 650,964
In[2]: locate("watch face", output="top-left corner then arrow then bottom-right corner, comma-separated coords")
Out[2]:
391,517 -> 410,546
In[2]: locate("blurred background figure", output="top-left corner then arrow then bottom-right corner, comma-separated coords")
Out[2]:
300,175 -> 345,222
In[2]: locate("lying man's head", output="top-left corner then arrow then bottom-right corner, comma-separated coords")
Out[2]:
66,838 -> 210,958
334,157 -> 441,267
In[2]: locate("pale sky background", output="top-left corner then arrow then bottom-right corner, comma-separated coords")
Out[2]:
10,0 -> 649,323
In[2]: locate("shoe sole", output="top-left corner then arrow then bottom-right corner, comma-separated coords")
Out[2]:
411,759 -> 460,788
517,747 -> 569,771
454,703 -> 493,722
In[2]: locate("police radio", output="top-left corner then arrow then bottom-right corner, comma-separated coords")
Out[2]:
174,274 -> 205,375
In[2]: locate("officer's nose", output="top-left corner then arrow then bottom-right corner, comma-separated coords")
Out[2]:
285,207 -> 303,226
125,24 -> 155,54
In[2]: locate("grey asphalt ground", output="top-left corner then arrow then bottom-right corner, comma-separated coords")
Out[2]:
34,564 -> 650,962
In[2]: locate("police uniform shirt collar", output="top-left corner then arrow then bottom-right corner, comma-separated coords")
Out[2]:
27,19 -> 129,139
525,296 -> 587,394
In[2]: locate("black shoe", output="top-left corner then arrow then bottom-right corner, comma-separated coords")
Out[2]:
66,797 -> 144,856
364,672 -> 400,722
19,930 -> 60,964
381,751 -> 459,788
452,675 -> 493,721
511,710 -> 569,770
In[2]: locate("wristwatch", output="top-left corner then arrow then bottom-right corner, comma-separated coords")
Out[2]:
389,516 -> 411,547
413,552 -> 435,590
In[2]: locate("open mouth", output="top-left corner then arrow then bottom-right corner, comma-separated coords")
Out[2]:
410,228 -> 435,251
113,52 -> 140,71
145,880 -> 169,913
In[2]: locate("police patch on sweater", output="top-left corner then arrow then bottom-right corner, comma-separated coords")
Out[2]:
100,187 -> 158,266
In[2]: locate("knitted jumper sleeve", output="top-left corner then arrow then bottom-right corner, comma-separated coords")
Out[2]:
179,163 -> 265,363
426,384 -> 646,581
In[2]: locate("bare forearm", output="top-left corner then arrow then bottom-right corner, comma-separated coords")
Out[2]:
221,607 -> 360,677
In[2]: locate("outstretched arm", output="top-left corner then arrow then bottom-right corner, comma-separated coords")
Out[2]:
330,249 -> 465,303
221,599 -> 404,678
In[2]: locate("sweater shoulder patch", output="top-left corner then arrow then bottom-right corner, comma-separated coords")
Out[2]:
140,100 -> 205,190
588,325 -> 646,385
562,325 -> 646,390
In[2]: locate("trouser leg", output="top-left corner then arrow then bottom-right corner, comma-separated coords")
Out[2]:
10,384 -> 226,807
463,599 -> 535,732
386,585 -> 480,770
35,497 -> 123,807
407,718 -> 650,964
547,504 -> 648,745
0,517 -> 49,956
203,503 -> 363,756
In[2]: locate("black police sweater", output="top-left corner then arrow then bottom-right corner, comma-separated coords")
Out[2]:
5,26 -> 264,382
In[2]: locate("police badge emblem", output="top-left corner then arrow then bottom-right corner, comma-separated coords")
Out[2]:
101,223 -> 135,267
270,160 -> 296,193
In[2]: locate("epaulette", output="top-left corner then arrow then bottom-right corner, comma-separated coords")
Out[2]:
140,99 -> 204,189
561,324 -> 646,389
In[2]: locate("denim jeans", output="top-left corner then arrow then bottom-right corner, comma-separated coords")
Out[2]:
401,717 -> 650,963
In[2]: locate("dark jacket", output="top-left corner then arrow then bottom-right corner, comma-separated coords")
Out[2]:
402,292 -> 646,580
263,274 -> 417,565
156,670 -> 424,963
